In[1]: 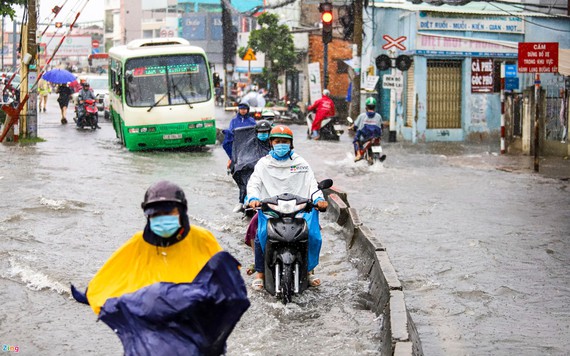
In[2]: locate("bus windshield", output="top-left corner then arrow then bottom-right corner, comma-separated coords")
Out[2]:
124,54 -> 211,108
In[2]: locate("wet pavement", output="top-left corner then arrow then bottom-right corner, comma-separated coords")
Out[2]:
1,94 -> 569,355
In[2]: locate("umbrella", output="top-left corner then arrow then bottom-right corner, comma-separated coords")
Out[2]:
42,69 -> 77,84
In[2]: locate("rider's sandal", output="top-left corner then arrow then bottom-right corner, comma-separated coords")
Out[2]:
308,274 -> 321,287
251,278 -> 264,291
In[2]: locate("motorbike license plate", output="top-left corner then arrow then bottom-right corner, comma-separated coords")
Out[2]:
163,134 -> 182,140
333,124 -> 343,131
371,145 -> 383,153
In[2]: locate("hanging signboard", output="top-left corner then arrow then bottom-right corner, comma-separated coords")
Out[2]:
471,58 -> 494,93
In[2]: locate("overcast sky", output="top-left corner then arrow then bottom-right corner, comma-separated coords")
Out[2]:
10,0 -> 104,27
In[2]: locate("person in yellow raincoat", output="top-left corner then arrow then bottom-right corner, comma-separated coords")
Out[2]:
71,180 -> 250,355
38,79 -> 51,112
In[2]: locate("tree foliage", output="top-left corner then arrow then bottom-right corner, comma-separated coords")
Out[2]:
1,0 -> 26,20
247,13 -> 296,97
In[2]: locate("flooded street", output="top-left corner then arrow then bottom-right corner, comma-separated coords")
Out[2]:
1,96 -> 570,355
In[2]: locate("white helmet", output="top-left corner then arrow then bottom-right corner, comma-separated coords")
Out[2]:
323,89 -> 330,96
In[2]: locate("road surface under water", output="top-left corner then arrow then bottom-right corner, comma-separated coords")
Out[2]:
1,98 -> 569,355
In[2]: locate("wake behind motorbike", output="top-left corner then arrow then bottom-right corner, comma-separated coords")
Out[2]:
306,112 -> 344,141
259,179 -> 333,304
74,99 -> 99,130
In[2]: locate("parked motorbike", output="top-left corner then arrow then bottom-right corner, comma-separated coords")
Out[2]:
259,179 -> 333,304
74,99 -> 99,130
306,112 -> 344,140
347,117 -> 386,165
278,99 -> 304,124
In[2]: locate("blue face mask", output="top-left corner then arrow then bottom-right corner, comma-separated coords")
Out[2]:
150,215 -> 181,238
273,143 -> 291,157
257,133 -> 269,141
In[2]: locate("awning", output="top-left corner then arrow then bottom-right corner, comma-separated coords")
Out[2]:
558,49 -> 570,77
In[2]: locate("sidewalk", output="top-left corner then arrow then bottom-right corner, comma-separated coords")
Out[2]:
391,140 -> 570,181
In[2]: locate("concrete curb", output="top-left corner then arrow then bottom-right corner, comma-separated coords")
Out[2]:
324,187 -> 423,356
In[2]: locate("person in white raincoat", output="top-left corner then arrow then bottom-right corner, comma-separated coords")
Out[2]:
246,125 -> 328,291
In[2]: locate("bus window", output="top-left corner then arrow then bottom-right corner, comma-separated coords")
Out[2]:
125,54 -> 211,108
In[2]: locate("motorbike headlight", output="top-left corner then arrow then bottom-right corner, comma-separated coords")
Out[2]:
268,200 -> 307,214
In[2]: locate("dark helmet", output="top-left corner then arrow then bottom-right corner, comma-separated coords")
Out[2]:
237,102 -> 249,112
141,180 -> 188,215
255,120 -> 272,133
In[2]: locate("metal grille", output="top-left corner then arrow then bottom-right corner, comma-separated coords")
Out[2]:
427,60 -> 462,129
544,84 -> 567,142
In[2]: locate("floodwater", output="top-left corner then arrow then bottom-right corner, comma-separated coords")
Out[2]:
1,97 -> 569,355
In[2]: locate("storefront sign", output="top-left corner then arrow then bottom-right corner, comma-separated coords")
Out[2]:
417,12 -> 524,34
471,58 -> 494,93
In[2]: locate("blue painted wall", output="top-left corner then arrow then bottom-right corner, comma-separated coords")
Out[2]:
369,5 -> 568,142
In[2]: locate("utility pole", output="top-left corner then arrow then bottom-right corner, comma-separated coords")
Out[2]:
20,0 -> 38,139
349,0 -> 363,121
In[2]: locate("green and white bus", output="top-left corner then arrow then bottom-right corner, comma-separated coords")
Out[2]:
108,38 -> 216,151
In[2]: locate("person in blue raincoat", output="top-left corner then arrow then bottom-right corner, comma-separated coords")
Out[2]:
246,125 -> 328,291
71,180 -> 249,356
222,102 -> 257,208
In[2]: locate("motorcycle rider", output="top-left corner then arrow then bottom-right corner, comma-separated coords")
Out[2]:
260,109 -> 276,126
307,89 -> 335,140
230,120 -> 272,212
71,180 -> 249,354
352,97 -> 383,162
223,102 -> 257,207
246,125 -> 328,291
77,81 -> 100,128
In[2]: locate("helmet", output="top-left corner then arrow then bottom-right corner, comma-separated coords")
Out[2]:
270,125 -> 293,140
255,120 -> 272,133
365,97 -> 377,107
141,180 -> 188,215
322,89 -> 330,97
237,102 -> 249,111
261,109 -> 275,119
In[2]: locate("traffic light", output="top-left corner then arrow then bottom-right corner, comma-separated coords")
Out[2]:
55,22 -> 63,28
319,2 -> 333,44
375,54 -> 391,71
395,55 -> 412,71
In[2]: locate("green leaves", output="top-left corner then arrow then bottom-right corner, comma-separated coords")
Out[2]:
0,0 -> 26,20
247,13 -> 297,92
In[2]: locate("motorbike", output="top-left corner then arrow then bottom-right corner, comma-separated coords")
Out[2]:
74,99 -> 99,130
359,137 -> 386,165
347,117 -> 386,165
259,179 -> 333,304
306,111 -> 344,141
278,99 -> 304,124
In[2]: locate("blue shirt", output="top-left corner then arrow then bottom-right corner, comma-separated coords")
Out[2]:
222,114 -> 256,158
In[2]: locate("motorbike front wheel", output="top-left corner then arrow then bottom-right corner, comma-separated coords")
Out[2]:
280,263 -> 294,304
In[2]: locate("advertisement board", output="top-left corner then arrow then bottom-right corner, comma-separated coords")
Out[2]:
471,58 -> 494,93
45,35 -> 92,57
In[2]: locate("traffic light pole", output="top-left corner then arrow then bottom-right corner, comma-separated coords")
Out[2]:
324,42 -> 328,88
